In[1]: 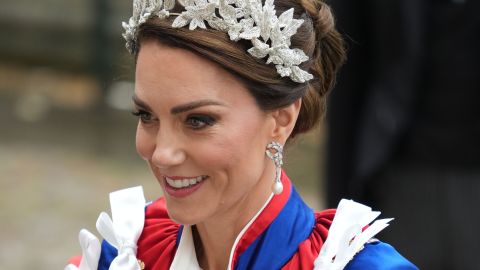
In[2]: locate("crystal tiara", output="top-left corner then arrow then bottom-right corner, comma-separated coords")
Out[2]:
122,0 -> 314,83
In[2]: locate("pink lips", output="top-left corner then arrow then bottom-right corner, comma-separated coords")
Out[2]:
163,175 -> 207,198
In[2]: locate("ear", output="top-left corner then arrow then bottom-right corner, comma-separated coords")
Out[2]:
269,98 -> 302,144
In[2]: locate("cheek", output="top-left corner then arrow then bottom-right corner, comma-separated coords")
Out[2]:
200,115 -> 269,177
135,124 -> 155,161
232,126 -> 269,171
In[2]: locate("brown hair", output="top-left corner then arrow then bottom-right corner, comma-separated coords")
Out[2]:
134,0 -> 345,138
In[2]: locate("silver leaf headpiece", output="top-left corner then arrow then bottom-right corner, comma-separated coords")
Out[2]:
122,0 -> 314,83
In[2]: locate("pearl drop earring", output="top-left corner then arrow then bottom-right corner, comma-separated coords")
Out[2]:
266,141 -> 284,195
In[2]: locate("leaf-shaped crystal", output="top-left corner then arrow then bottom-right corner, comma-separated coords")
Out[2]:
235,0 -> 247,9
178,0 -> 194,6
144,3 -> 157,14
248,47 -> 268,59
260,0 -> 275,41
194,0 -> 208,6
239,18 -> 254,28
247,38 -> 270,58
235,8 -> 245,19
278,48 -> 308,66
252,38 -> 269,50
278,8 -> 293,28
281,18 -> 303,41
239,26 -> 261,40
290,66 -> 313,83
276,65 -> 292,77
164,0 -> 175,10
172,14 -> 191,27
156,9 -> 170,19
269,26 -> 283,48
195,2 -> 216,17
227,25 -> 241,40
266,54 -> 283,65
207,17 -> 230,31
133,0 -> 142,18
122,21 -> 131,32
219,0 -> 237,23
190,17 -> 207,30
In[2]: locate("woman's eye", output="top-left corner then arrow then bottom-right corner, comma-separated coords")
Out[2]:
186,115 -> 216,129
131,110 -> 154,123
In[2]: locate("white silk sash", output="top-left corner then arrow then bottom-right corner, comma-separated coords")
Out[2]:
314,199 -> 393,270
96,186 -> 146,270
65,186 -> 146,270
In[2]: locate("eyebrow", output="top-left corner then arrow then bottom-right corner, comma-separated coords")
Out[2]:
132,95 -> 226,114
171,100 -> 227,114
132,95 -> 152,111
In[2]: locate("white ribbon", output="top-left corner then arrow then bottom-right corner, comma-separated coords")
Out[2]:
64,229 -> 101,270
314,199 -> 393,270
96,186 -> 146,270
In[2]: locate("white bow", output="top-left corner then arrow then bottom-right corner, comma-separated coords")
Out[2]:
64,229 -> 101,270
314,199 -> 393,270
96,186 -> 146,270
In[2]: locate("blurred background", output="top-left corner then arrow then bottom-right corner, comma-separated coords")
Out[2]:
326,1 -> 479,269
0,1 -> 324,269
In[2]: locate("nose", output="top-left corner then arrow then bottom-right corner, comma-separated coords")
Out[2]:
151,129 -> 186,169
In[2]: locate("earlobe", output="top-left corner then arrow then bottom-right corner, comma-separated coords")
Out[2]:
270,99 -> 302,143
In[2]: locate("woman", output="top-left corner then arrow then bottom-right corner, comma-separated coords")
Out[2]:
66,0 -> 418,269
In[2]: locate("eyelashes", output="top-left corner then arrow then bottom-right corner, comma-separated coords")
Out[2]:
131,110 -> 217,130
185,114 -> 216,130
131,109 -> 154,123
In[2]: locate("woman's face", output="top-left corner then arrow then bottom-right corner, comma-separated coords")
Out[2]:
134,40 -> 277,225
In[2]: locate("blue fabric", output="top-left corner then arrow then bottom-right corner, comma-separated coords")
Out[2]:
235,186 -> 315,270
176,225 -> 184,248
98,240 -> 118,270
95,191 -> 419,270
346,241 -> 419,270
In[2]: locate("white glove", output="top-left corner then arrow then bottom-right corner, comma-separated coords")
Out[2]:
64,229 -> 101,270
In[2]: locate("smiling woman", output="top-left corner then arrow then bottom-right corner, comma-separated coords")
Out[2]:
133,42 -> 280,229
64,0 -> 418,269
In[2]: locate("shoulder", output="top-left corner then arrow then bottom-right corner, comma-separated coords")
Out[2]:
283,199 -> 418,270
282,209 -> 336,269
312,199 -> 418,270
137,197 -> 181,270
346,241 -> 419,270
98,197 -> 181,270
138,197 -> 181,253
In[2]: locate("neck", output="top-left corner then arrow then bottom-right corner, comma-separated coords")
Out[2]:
193,165 -> 276,270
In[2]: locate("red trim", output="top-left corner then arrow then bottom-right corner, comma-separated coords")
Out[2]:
281,210 -> 336,270
230,170 -> 292,269
137,198 -> 181,270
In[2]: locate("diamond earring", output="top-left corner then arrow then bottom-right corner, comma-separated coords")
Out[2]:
266,141 -> 284,195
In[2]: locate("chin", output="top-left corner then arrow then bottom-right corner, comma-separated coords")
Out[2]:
164,200 -> 204,225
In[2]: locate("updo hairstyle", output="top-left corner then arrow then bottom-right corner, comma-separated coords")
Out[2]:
134,0 -> 345,138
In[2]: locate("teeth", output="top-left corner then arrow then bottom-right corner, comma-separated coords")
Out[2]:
165,176 -> 205,189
